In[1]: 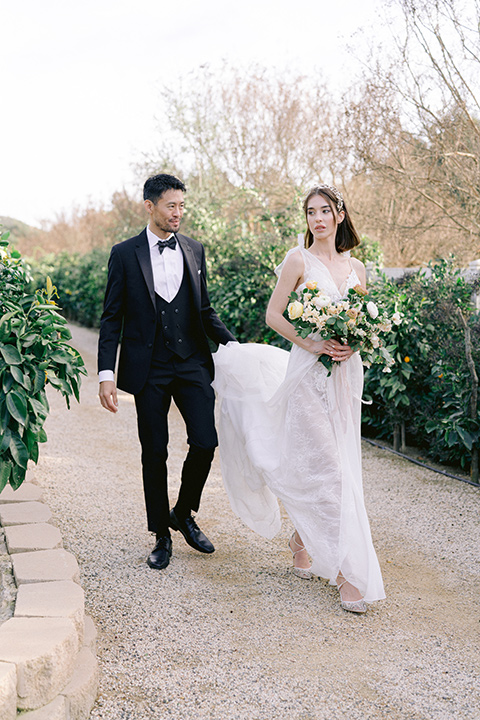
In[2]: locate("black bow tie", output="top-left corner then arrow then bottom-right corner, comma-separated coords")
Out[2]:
157,236 -> 177,254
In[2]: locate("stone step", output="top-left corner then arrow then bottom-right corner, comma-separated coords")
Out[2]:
0,617 -> 78,710
0,483 -> 43,504
4,523 -> 63,554
60,647 -> 98,720
0,661 -> 16,720
18,695 -> 67,719
11,549 -> 80,585
83,616 -> 97,654
14,581 -> 85,645
0,502 -> 51,526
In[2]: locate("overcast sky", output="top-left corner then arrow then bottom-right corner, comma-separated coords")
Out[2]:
1,0 -> 387,227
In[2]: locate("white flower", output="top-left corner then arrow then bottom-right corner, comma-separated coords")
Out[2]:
312,316 -> 327,330
313,294 -> 331,309
327,305 -> 342,315
371,335 -> 380,348
366,301 -> 379,319
378,320 -> 392,332
392,312 -> 402,325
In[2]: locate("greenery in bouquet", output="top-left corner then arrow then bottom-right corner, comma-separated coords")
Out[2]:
287,282 -> 400,375
0,233 -> 87,491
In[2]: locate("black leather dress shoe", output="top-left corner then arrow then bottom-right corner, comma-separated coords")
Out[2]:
169,510 -> 215,554
147,535 -> 172,569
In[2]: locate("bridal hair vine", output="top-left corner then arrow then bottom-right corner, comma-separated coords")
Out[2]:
309,184 -> 344,212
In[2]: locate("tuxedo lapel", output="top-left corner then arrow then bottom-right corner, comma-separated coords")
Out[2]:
135,229 -> 156,310
176,234 -> 202,308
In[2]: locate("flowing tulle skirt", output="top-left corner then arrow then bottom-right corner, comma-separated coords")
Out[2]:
212,342 -> 385,603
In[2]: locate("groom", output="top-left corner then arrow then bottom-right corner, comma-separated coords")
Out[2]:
97,173 -> 236,569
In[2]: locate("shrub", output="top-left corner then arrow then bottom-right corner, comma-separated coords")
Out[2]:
0,234 -> 86,490
363,259 -> 480,478
29,248 -> 110,327
206,233 -> 292,347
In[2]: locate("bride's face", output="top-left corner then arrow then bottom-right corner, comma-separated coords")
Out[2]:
307,194 -> 343,243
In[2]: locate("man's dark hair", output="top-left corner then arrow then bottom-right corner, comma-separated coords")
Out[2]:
143,174 -> 186,203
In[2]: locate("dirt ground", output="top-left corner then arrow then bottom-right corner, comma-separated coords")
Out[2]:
30,324 -> 480,720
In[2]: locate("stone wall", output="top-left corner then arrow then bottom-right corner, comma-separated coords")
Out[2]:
0,482 -> 98,719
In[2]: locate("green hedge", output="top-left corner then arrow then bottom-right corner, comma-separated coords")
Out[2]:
363,260 -> 480,478
27,246 -> 480,480
27,236 -> 292,345
29,248 -> 110,328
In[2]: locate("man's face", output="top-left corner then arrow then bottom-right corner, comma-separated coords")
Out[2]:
144,189 -> 185,238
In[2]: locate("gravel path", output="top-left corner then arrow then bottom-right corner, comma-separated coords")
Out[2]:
31,324 -> 480,720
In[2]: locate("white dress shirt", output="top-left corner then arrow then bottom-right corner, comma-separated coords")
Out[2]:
98,225 -> 185,382
146,225 -> 184,301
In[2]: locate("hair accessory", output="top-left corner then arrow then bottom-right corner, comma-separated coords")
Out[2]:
309,184 -> 344,212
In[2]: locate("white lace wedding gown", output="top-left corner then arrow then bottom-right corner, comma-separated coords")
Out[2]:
212,246 -> 385,603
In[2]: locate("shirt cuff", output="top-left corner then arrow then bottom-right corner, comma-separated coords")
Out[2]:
98,370 -> 115,383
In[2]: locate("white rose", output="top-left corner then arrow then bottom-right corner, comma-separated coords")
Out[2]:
313,294 -> 331,309
366,301 -> 379,319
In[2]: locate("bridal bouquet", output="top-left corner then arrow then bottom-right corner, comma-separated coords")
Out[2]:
287,282 -> 400,375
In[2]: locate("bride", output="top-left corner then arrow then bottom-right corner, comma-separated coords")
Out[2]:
213,185 -> 385,613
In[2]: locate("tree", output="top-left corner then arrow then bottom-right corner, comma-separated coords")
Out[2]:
346,0 -> 480,265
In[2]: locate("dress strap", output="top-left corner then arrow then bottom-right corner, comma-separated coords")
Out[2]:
274,246 -> 305,279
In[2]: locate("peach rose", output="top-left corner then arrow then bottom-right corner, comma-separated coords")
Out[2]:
353,284 -> 368,296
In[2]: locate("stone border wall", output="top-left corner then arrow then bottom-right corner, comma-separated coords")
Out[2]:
0,481 -> 98,719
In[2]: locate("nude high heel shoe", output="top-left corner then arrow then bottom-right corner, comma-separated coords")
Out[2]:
288,533 -> 313,580
337,579 -> 367,614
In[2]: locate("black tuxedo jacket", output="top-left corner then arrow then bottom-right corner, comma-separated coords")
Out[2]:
97,229 -> 235,395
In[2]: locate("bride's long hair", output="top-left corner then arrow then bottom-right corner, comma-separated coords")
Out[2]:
303,186 -> 360,253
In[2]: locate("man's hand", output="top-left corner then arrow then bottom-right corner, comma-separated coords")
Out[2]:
99,381 -> 118,413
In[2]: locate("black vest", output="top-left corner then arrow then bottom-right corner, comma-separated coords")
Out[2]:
153,271 -> 199,361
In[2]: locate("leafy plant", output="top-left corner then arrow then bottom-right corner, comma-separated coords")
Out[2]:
363,259 -> 480,479
0,233 -> 87,491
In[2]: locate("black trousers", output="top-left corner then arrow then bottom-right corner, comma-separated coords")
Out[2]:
134,352 -> 217,535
